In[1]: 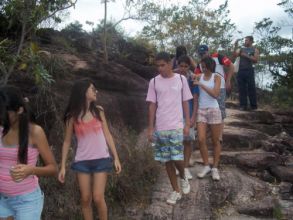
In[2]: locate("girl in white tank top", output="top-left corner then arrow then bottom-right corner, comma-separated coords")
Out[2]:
194,57 -> 223,181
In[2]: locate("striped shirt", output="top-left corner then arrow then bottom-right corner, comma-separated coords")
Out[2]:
0,130 -> 39,196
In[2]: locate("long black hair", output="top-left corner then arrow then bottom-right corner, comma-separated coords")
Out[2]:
63,78 -> 101,124
0,86 -> 30,164
201,56 -> 216,72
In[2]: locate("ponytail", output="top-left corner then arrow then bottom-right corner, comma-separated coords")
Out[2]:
18,106 -> 29,164
0,86 -> 31,164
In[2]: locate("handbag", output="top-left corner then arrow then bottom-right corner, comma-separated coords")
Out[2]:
234,57 -> 240,73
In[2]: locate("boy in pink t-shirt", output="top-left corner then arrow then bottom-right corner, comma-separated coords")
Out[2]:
146,52 -> 193,205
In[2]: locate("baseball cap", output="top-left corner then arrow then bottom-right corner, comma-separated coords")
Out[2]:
198,45 -> 209,55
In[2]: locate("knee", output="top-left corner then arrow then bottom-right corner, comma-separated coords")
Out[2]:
93,193 -> 105,205
80,195 -> 92,207
198,138 -> 206,147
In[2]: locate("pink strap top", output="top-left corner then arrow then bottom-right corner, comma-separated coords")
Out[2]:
73,117 -> 110,162
0,127 -> 39,196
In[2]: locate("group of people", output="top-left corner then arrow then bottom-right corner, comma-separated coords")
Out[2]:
0,80 -> 121,220
146,37 -> 259,205
0,36 -> 259,220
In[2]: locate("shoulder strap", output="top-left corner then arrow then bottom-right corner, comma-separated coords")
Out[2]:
179,74 -> 183,102
153,77 -> 157,104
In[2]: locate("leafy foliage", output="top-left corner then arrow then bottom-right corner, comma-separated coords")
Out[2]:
138,0 -> 236,54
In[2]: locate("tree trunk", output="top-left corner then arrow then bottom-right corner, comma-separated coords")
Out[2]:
103,0 -> 108,64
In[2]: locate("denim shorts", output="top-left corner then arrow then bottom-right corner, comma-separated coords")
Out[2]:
0,187 -> 44,220
71,157 -> 113,173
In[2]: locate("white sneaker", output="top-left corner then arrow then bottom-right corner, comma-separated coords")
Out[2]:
166,191 -> 182,205
211,168 -> 220,181
180,178 -> 191,194
197,166 -> 211,178
184,168 -> 193,180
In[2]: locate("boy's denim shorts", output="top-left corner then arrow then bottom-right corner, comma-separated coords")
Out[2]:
0,186 -> 44,220
71,157 -> 113,174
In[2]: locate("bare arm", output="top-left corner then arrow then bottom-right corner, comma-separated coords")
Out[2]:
197,75 -> 221,98
100,108 -> 121,174
191,93 -> 198,127
11,124 -> 58,181
58,118 -> 74,183
148,102 -> 157,142
225,63 -> 235,91
32,125 -> 58,176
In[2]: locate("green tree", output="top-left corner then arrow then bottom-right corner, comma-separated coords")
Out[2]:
138,0 -> 236,55
253,7 -> 293,107
0,0 -> 76,84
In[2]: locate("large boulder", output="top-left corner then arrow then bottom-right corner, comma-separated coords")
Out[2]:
235,152 -> 281,170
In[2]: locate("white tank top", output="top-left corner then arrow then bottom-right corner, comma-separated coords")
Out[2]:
198,73 -> 220,109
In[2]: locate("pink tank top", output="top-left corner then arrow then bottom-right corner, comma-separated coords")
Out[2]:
73,117 -> 110,162
0,128 -> 39,196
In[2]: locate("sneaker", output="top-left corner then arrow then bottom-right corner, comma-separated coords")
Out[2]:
180,178 -> 191,194
184,168 -> 193,180
211,168 -> 220,181
166,191 -> 182,205
197,166 -> 211,178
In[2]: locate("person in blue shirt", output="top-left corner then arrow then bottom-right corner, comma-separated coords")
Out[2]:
174,55 -> 199,180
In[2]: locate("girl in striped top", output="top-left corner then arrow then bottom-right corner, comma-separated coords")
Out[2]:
58,79 -> 121,220
0,86 -> 57,220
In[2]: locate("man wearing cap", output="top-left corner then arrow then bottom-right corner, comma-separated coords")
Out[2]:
195,44 -> 234,145
234,36 -> 259,111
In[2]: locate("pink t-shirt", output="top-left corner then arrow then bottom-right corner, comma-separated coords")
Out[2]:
146,73 -> 193,131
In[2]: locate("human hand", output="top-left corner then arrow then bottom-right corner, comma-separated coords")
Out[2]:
193,75 -> 200,86
10,164 -> 34,182
114,159 -> 122,174
147,127 -> 154,142
183,124 -> 190,137
58,167 -> 66,183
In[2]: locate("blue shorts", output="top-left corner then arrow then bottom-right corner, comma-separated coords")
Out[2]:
153,129 -> 184,163
71,157 -> 113,173
0,187 -> 44,220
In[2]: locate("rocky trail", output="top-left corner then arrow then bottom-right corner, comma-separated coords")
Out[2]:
128,103 -> 293,220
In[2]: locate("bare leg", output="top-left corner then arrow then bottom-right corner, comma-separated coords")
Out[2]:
210,124 -> 222,167
184,140 -> 192,168
197,122 -> 208,165
173,160 -> 185,179
165,161 -> 180,192
77,173 -> 93,220
93,172 -> 108,220
219,121 -> 224,142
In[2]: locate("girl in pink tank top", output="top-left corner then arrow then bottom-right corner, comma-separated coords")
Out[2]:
0,86 -> 57,220
58,78 -> 121,220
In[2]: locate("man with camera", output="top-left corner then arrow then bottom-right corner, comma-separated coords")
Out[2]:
234,36 -> 260,111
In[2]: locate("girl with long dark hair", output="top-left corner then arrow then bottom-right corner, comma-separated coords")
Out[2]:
58,78 -> 121,220
0,86 -> 57,220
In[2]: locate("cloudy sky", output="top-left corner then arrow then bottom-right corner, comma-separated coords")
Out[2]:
61,0 -> 292,39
